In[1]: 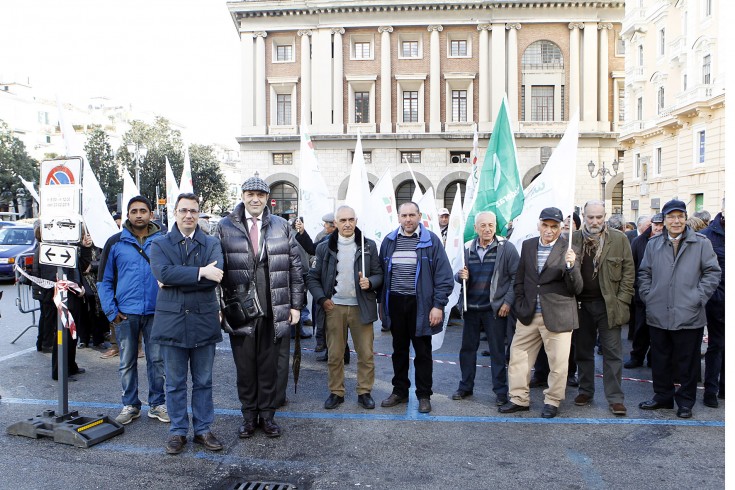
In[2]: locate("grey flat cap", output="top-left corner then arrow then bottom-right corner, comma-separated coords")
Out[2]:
241,176 -> 270,193
322,212 -> 335,223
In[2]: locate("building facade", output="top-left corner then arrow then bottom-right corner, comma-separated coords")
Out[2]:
228,0 -> 626,218
619,0 -> 724,218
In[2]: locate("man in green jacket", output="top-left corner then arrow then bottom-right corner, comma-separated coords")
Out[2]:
571,200 -> 635,416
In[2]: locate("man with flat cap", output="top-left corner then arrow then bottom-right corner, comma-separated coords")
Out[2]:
638,199 -> 720,418
438,208 -> 450,247
499,207 -> 582,418
217,176 -> 304,438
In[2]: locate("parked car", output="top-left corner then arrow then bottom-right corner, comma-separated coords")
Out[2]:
0,225 -> 36,280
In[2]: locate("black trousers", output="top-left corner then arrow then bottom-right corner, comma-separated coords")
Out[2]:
629,300 -> 651,363
388,293 -> 433,399
49,294 -> 81,379
704,301 -> 725,396
230,316 -> 281,421
649,326 -> 704,409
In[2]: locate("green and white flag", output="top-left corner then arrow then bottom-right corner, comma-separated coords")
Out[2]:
463,96 -> 523,240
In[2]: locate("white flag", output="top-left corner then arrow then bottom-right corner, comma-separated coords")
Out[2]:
121,169 -> 138,221
433,183 -> 464,351
166,157 -> 180,228
416,187 -> 440,236
345,133 -> 371,220
368,169 -> 397,250
57,97 -> 119,247
179,148 -> 194,194
462,123 -> 481,219
298,129 -> 332,239
509,113 -> 580,252
403,156 -> 423,202
17,175 -> 40,203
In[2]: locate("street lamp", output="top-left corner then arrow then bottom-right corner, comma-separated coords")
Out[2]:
126,142 -> 148,191
587,159 -> 619,201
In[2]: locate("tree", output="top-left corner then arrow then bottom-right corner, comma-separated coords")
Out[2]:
119,117 -> 185,203
189,144 -> 229,213
84,127 -> 121,210
0,119 -> 39,215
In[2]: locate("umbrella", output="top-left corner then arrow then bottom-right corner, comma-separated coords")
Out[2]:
292,321 -> 301,393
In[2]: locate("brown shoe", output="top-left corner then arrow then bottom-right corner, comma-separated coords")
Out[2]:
100,347 -> 119,359
418,398 -> 432,414
193,432 -> 223,451
574,393 -> 593,406
165,435 -> 187,455
260,418 -> 282,438
609,403 -> 627,416
380,393 -> 408,408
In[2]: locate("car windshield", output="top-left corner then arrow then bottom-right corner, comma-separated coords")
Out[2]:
0,227 -> 34,245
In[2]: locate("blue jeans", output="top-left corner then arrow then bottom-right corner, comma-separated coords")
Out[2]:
161,343 -> 216,436
459,310 -> 508,397
117,314 -> 165,408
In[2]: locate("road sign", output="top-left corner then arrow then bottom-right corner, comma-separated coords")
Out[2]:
40,216 -> 83,243
271,199 -> 276,207
40,158 -> 83,243
158,198 -> 166,205
38,243 -> 78,268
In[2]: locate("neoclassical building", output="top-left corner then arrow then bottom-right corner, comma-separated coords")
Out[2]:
619,0 -> 724,218
228,0 -> 625,217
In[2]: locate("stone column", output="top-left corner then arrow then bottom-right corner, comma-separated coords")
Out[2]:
254,31 -> 267,133
332,28 -> 345,132
491,23 -> 506,121
568,23 -> 583,119
378,26 -> 393,133
582,22 -> 598,122
598,23 -> 613,127
298,30 -> 312,129
241,32 -> 255,134
477,24 -> 491,128
506,23 -> 521,124
428,25 -> 443,133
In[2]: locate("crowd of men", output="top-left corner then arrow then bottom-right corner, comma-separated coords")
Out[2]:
32,175 -> 724,453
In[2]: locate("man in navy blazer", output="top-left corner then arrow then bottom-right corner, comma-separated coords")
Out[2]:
150,193 -> 225,455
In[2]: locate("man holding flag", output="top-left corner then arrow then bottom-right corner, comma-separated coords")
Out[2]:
452,211 -> 519,406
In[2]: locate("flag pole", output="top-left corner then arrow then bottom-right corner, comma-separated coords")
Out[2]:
361,231 -> 366,279
463,278 -> 467,312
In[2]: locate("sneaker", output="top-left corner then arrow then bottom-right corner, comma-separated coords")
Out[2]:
148,404 -> 171,422
116,405 -> 141,425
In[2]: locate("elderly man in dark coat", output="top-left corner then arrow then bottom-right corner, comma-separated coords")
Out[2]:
150,192 -> 225,455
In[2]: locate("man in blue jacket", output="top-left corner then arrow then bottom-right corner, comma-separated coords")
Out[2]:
700,202 -> 725,408
150,193 -> 225,454
97,196 -> 167,426
379,202 -> 454,414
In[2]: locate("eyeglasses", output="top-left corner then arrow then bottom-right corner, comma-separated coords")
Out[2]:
177,208 -> 200,216
665,214 -> 686,222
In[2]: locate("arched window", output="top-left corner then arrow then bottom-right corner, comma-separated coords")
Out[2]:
443,180 -> 466,211
271,181 -> 298,219
521,40 -> 565,122
395,180 -> 425,208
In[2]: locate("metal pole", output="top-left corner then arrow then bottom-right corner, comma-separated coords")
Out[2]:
57,267 -> 68,415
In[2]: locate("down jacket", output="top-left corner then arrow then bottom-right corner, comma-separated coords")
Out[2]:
216,203 -> 304,338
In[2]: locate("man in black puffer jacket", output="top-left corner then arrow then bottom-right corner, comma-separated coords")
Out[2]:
217,176 -> 304,439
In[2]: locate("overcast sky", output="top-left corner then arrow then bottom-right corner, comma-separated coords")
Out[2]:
0,0 -> 241,147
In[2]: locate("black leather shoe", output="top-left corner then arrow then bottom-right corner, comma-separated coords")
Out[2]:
480,350 -> 491,357
299,329 -> 312,339
541,404 -> 558,418
261,418 -> 282,438
70,367 -> 86,375
344,348 -> 350,365
324,393 -> 345,409
624,358 -> 643,369
316,353 -> 328,362
677,407 -> 693,419
496,395 -> 509,406
418,398 -> 432,413
165,435 -> 187,455
357,393 -> 375,409
703,393 -> 719,408
193,432 -> 223,451
567,375 -> 579,387
238,419 -> 256,438
381,393 -> 408,407
529,375 -> 548,388
451,389 -> 473,400
498,402 -> 530,414
639,399 -> 674,410
314,342 -> 326,353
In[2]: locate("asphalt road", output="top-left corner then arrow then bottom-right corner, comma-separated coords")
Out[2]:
0,281 -> 726,489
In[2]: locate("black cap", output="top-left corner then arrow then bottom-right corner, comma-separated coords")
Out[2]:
662,199 -> 687,216
539,207 -> 564,223
241,176 -> 270,193
112,212 -> 122,220
651,213 -> 664,223
572,212 -> 581,230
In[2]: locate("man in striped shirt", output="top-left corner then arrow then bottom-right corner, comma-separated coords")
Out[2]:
378,202 -> 454,414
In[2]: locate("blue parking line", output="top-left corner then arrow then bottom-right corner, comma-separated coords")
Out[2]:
1,397 -> 724,427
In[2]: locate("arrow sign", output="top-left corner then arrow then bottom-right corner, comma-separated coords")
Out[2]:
39,243 -> 78,269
